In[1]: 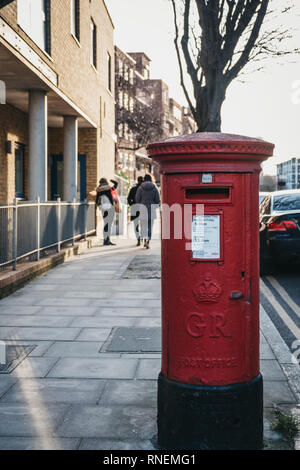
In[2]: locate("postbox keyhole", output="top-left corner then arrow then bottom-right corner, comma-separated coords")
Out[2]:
241,271 -> 245,278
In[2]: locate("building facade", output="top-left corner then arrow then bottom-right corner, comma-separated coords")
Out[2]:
277,158 -> 300,190
0,0 -> 115,203
115,48 -> 196,183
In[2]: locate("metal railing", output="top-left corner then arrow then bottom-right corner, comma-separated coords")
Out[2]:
0,199 -> 96,271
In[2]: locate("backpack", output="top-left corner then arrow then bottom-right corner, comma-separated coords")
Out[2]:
110,187 -> 120,213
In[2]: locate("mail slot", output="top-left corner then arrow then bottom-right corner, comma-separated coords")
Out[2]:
185,187 -> 230,200
147,132 -> 274,450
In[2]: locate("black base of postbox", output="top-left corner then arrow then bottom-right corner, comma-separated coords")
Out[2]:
157,372 -> 263,450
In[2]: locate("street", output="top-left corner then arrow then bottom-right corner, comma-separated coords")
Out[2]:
260,267 -> 300,356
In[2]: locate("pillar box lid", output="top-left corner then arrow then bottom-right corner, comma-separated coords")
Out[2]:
147,132 -> 274,163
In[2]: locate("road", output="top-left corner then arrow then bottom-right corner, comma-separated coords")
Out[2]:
260,266 -> 300,360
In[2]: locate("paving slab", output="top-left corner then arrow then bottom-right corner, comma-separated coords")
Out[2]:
36,298 -> 92,307
0,375 -> 18,398
0,327 -> 21,341
63,291 -> 110,299
94,307 -> 161,317
0,403 -> 69,436
135,318 -> 162,328
89,299 -> 153,308
79,439 -> 156,451
2,327 -> 82,341
5,341 -> 53,357
71,317 -> 138,328
135,359 -> 161,380
44,341 -> 104,357
0,306 -> 42,315
260,338 -> 276,360
100,380 -> 157,407
10,357 -> 58,378
56,405 -> 157,440
0,296 -> 46,306
0,437 -> 80,450
75,329 -> 111,342
261,360 -> 287,381
0,315 -> 73,328
24,285 -> 61,292
36,306 -> 98,316
263,380 -> 297,407
1,378 -> 106,404
47,357 -> 138,379
260,307 -> 294,364
104,327 -> 161,353
110,292 -> 161,300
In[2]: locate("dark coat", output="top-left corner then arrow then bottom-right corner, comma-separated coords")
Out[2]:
127,183 -> 142,220
136,181 -> 160,220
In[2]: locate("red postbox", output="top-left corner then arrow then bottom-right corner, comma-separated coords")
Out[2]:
147,133 -> 274,450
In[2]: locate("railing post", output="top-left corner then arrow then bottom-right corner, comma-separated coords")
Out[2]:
12,198 -> 17,271
36,197 -> 40,261
84,199 -> 88,240
72,198 -> 76,246
57,198 -> 61,253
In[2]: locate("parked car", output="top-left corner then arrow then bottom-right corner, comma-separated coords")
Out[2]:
259,190 -> 300,274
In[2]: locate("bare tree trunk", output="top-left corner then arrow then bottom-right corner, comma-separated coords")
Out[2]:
195,78 -> 226,132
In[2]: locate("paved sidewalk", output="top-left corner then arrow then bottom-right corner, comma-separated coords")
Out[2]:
0,236 -> 299,450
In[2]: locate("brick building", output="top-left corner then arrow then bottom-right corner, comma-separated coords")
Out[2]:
115,48 -> 196,183
0,0 -> 115,203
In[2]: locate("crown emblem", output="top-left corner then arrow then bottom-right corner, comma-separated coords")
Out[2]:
193,274 -> 222,303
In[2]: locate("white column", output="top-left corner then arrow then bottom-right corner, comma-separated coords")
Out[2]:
63,116 -> 78,201
29,90 -> 48,201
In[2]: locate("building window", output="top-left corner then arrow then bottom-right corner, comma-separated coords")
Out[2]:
118,60 -> 123,75
129,68 -> 134,85
15,143 -> 25,199
90,19 -> 97,68
71,0 -> 80,42
124,93 -> 129,110
173,105 -> 182,121
118,123 -> 123,138
129,97 -> 134,112
124,63 -> 128,81
17,0 -> 51,53
107,52 -> 112,91
124,123 -> 129,140
118,91 -> 123,107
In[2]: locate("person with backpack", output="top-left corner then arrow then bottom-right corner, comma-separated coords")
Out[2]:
96,178 -> 119,246
127,176 -> 144,246
136,174 -> 160,249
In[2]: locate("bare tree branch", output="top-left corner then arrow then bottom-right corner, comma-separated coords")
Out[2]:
171,0 -> 300,131
171,0 -> 198,121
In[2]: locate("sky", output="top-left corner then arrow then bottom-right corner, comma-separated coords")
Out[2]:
105,0 -> 300,175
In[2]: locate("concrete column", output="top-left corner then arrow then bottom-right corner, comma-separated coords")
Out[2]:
29,90 -> 48,201
63,116 -> 78,201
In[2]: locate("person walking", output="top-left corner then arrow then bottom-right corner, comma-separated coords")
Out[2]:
127,176 -> 144,246
136,174 -> 160,249
96,178 -> 119,246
